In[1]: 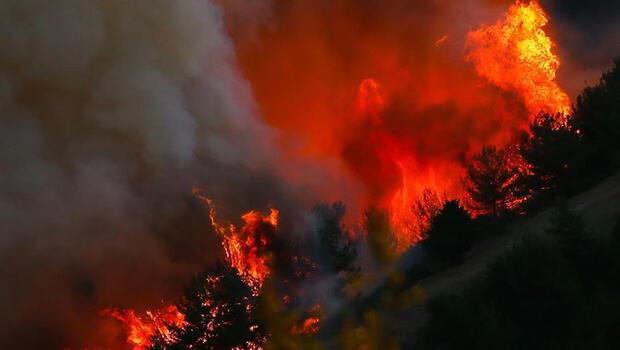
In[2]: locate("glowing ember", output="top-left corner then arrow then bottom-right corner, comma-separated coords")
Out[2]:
434,35 -> 448,47
466,1 -> 570,118
291,304 -> 322,335
291,317 -> 321,335
101,305 -> 185,350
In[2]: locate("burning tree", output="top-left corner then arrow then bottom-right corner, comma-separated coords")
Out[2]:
463,145 -> 524,218
101,306 -> 186,350
149,262 -> 264,350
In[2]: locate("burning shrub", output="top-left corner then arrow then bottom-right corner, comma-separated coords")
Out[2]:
101,306 -> 185,350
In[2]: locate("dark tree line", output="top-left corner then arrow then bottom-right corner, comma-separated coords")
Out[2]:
147,57 -> 620,349
415,208 -> 620,349
415,57 -> 620,349
148,203 -> 359,350
463,58 -> 620,217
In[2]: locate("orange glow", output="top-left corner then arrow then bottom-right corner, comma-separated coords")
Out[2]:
466,1 -> 570,118
434,35 -> 448,47
291,304 -> 322,335
351,79 -> 451,249
101,305 -> 185,350
194,191 -> 277,294
291,317 -> 321,335
220,0 -> 571,251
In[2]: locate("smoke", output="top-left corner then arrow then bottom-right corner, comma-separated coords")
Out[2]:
3,0 -> 619,347
218,0 -> 620,239
0,1 -> 288,348
216,0 -> 533,241
541,0 -> 620,99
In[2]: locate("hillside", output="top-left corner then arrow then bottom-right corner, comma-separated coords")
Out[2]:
386,171 -> 620,343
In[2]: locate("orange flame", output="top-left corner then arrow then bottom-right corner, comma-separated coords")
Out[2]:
466,1 -> 570,118
194,190 -> 277,294
291,317 -> 321,335
354,79 -> 448,250
291,304 -> 322,335
101,305 -> 185,350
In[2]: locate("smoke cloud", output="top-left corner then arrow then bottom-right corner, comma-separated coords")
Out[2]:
2,0 -> 619,348
0,1 -> 288,348
218,0 -> 620,220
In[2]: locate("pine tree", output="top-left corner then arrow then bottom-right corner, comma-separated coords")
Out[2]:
463,145 -> 523,217
149,262 -> 264,350
423,200 -> 474,265
519,113 -> 583,204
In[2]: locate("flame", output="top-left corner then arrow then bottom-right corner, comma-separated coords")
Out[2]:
347,1 -> 570,250
291,317 -> 321,335
353,80 -> 449,250
97,191 -> 277,349
193,191 -> 277,294
466,1 -> 570,118
209,207 -> 277,294
291,304 -> 322,335
101,305 -> 185,350
356,78 -> 387,124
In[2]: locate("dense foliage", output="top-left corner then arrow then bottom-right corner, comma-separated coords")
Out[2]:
416,209 -> 620,349
463,145 -> 522,217
423,200 -> 475,266
149,262 -> 263,350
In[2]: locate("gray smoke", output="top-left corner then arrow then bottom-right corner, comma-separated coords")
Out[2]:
0,1 -> 287,348
541,0 -> 620,99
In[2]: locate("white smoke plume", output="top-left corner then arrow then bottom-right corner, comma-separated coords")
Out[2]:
0,1 -> 282,348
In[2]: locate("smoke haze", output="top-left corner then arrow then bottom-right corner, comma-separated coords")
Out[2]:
0,1 -> 289,348
1,0 -> 619,348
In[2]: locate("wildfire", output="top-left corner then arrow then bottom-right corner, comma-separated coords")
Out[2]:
100,192 -> 278,349
101,305 -> 185,350
209,206 -> 277,294
466,1 -> 570,118
291,317 -> 321,335
193,189 -> 277,294
349,1 -> 571,251
79,2 -> 576,347
353,79 -> 448,250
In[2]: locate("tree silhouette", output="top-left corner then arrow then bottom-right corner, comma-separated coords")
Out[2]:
423,200 -> 474,265
572,58 -> 620,153
149,262 -> 263,350
311,202 -> 358,275
463,145 -> 522,217
519,113 -> 583,204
